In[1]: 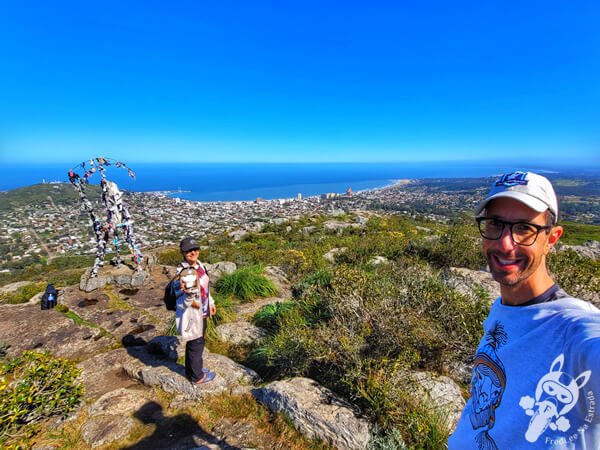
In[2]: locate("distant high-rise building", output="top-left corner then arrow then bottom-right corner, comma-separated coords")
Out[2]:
346,187 -> 353,196
297,193 -> 302,200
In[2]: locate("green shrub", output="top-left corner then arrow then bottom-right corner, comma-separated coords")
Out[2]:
211,292 -> 235,325
408,215 -> 485,270
166,315 -> 177,336
292,269 -> 332,297
251,258 -> 487,438
252,301 -> 295,334
0,255 -> 93,287
560,221 -> 600,245
156,248 -> 182,266
216,265 -> 278,301
0,351 -> 83,446
548,249 -> 600,304
0,283 -> 45,305
367,427 -> 408,450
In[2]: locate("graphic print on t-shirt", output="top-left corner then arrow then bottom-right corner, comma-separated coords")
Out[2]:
468,321 -> 507,450
519,354 -> 591,443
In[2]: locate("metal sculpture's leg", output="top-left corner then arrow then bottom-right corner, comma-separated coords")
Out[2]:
112,232 -> 123,267
120,205 -> 143,271
91,225 -> 107,277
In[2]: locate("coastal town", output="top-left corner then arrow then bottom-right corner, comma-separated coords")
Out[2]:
0,180 -> 480,268
0,176 -> 597,272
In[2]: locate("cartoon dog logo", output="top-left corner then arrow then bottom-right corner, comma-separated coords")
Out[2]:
519,354 -> 591,443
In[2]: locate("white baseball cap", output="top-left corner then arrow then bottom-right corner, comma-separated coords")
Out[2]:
475,171 -> 559,223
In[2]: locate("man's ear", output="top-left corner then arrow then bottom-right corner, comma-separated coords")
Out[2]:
545,225 -> 563,252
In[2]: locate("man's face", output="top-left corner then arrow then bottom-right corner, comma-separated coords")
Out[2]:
183,248 -> 199,265
482,198 -> 561,291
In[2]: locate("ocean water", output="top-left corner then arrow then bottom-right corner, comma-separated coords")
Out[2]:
0,162 -> 594,202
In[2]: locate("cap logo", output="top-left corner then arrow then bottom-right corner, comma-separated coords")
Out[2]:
495,171 -> 528,187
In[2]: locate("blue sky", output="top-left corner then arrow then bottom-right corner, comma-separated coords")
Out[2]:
1,1 -> 599,165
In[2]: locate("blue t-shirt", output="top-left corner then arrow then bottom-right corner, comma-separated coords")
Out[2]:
449,296 -> 600,449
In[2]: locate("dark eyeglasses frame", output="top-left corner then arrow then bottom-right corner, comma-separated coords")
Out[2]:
475,217 -> 552,246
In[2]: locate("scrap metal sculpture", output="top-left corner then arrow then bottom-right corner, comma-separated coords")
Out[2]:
68,157 -> 143,277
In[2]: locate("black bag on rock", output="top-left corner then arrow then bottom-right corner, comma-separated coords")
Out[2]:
41,284 -> 58,310
163,278 -> 178,311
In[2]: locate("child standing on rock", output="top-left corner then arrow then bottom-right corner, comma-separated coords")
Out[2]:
175,237 -> 216,385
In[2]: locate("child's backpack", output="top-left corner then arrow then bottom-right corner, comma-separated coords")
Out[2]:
41,284 -> 58,310
163,278 -> 178,311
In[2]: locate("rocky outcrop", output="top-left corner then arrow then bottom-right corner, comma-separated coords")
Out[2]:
3,261 -> 382,449
369,256 -> 389,265
323,220 -> 364,234
123,346 -> 259,401
79,266 -> 150,292
444,267 -> 500,303
408,371 -> 465,432
301,225 -> 316,234
253,377 -> 370,450
228,229 -> 248,241
215,322 -> 266,345
323,247 -> 348,263
560,240 -> 600,260
81,388 -> 151,448
205,261 -> 237,285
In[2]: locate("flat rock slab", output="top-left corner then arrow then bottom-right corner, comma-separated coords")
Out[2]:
323,221 -> 364,234
253,377 -> 370,450
81,414 -> 136,448
0,302 -> 113,360
77,349 -> 141,400
59,285 -> 167,346
123,347 -> 259,401
89,387 -> 152,416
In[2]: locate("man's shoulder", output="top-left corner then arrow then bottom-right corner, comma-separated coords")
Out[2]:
555,296 -> 600,314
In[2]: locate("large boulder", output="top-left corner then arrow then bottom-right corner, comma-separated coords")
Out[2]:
408,371 -> 466,432
253,377 -> 370,450
444,267 -> 500,304
205,261 -> 237,285
215,322 -> 266,345
323,247 -> 347,264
